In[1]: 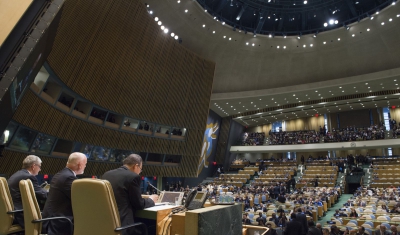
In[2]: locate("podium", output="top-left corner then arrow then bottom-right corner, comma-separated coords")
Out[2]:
136,204 -> 242,235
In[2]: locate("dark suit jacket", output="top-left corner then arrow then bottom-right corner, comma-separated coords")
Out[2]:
284,220 -> 302,235
102,166 -> 155,235
308,227 -> 323,235
8,169 -> 47,228
295,213 -> 309,235
42,168 -> 77,235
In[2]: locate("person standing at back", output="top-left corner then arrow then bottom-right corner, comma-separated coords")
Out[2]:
102,154 -> 158,235
295,208 -> 309,235
42,152 -> 87,235
8,155 -> 48,228
284,213 -> 302,235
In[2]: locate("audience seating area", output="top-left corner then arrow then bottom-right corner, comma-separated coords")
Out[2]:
269,130 -> 320,145
239,132 -> 266,146
370,161 -> 400,188
327,187 -> 400,235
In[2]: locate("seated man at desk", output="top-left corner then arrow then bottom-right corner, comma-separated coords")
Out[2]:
102,154 -> 158,235
8,155 -> 48,228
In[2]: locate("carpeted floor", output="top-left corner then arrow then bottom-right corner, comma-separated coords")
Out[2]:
318,194 -> 353,225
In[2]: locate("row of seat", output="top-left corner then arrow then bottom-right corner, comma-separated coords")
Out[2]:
0,177 -> 147,235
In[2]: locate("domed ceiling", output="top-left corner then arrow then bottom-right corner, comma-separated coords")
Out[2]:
198,0 -> 394,36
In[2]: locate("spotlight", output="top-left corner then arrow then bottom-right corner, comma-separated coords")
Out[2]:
367,28 -> 370,31
334,20 -> 339,24
324,22 -> 328,27
313,33 -> 317,38
158,21 -> 162,25
161,25 -> 165,30
329,19 -> 334,25
253,32 -> 257,37
222,22 -> 226,25
149,10 -> 153,14
171,32 -> 175,37
205,9 -> 207,12
344,24 -> 350,30
154,17 -> 159,22
381,22 -> 385,25
164,28 -> 168,33
392,1 -> 396,5
185,9 -> 188,13
174,35 -> 179,40
246,42 -> 249,45
376,11 -> 379,14
304,0 -> 307,4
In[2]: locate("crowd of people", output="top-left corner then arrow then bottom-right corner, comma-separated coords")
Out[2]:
240,132 -> 266,146
245,123 -> 397,146
323,125 -> 386,142
268,130 -> 320,145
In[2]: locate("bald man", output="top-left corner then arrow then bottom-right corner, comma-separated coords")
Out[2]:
42,152 -> 87,235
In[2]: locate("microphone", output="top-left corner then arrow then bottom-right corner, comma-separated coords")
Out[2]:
147,181 -> 163,194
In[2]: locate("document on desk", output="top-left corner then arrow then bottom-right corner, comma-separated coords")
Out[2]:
144,205 -> 176,211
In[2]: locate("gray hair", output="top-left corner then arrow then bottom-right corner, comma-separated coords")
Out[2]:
123,154 -> 143,166
22,155 -> 42,169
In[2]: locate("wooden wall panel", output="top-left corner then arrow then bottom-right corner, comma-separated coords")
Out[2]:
47,0 -> 214,130
8,90 -> 205,177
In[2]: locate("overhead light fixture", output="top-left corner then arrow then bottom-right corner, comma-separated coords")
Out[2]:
304,0 -> 307,4
367,13 -> 374,20
392,1 -> 396,5
329,19 -> 334,25
154,17 -> 159,22
334,20 -> 339,24
324,22 -> 328,27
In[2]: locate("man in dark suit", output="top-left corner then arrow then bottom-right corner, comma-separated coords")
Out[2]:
102,154 -> 158,235
8,155 -> 48,228
284,213 -> 302,235
308,221 -> 323,235
42,152 -> 87,235
295,208 -> 309,235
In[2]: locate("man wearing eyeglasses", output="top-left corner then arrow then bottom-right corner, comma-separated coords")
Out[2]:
8,155 -> 48,228
102,154 -> 158,235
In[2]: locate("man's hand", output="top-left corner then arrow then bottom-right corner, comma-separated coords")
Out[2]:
149,194 -> 159,203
